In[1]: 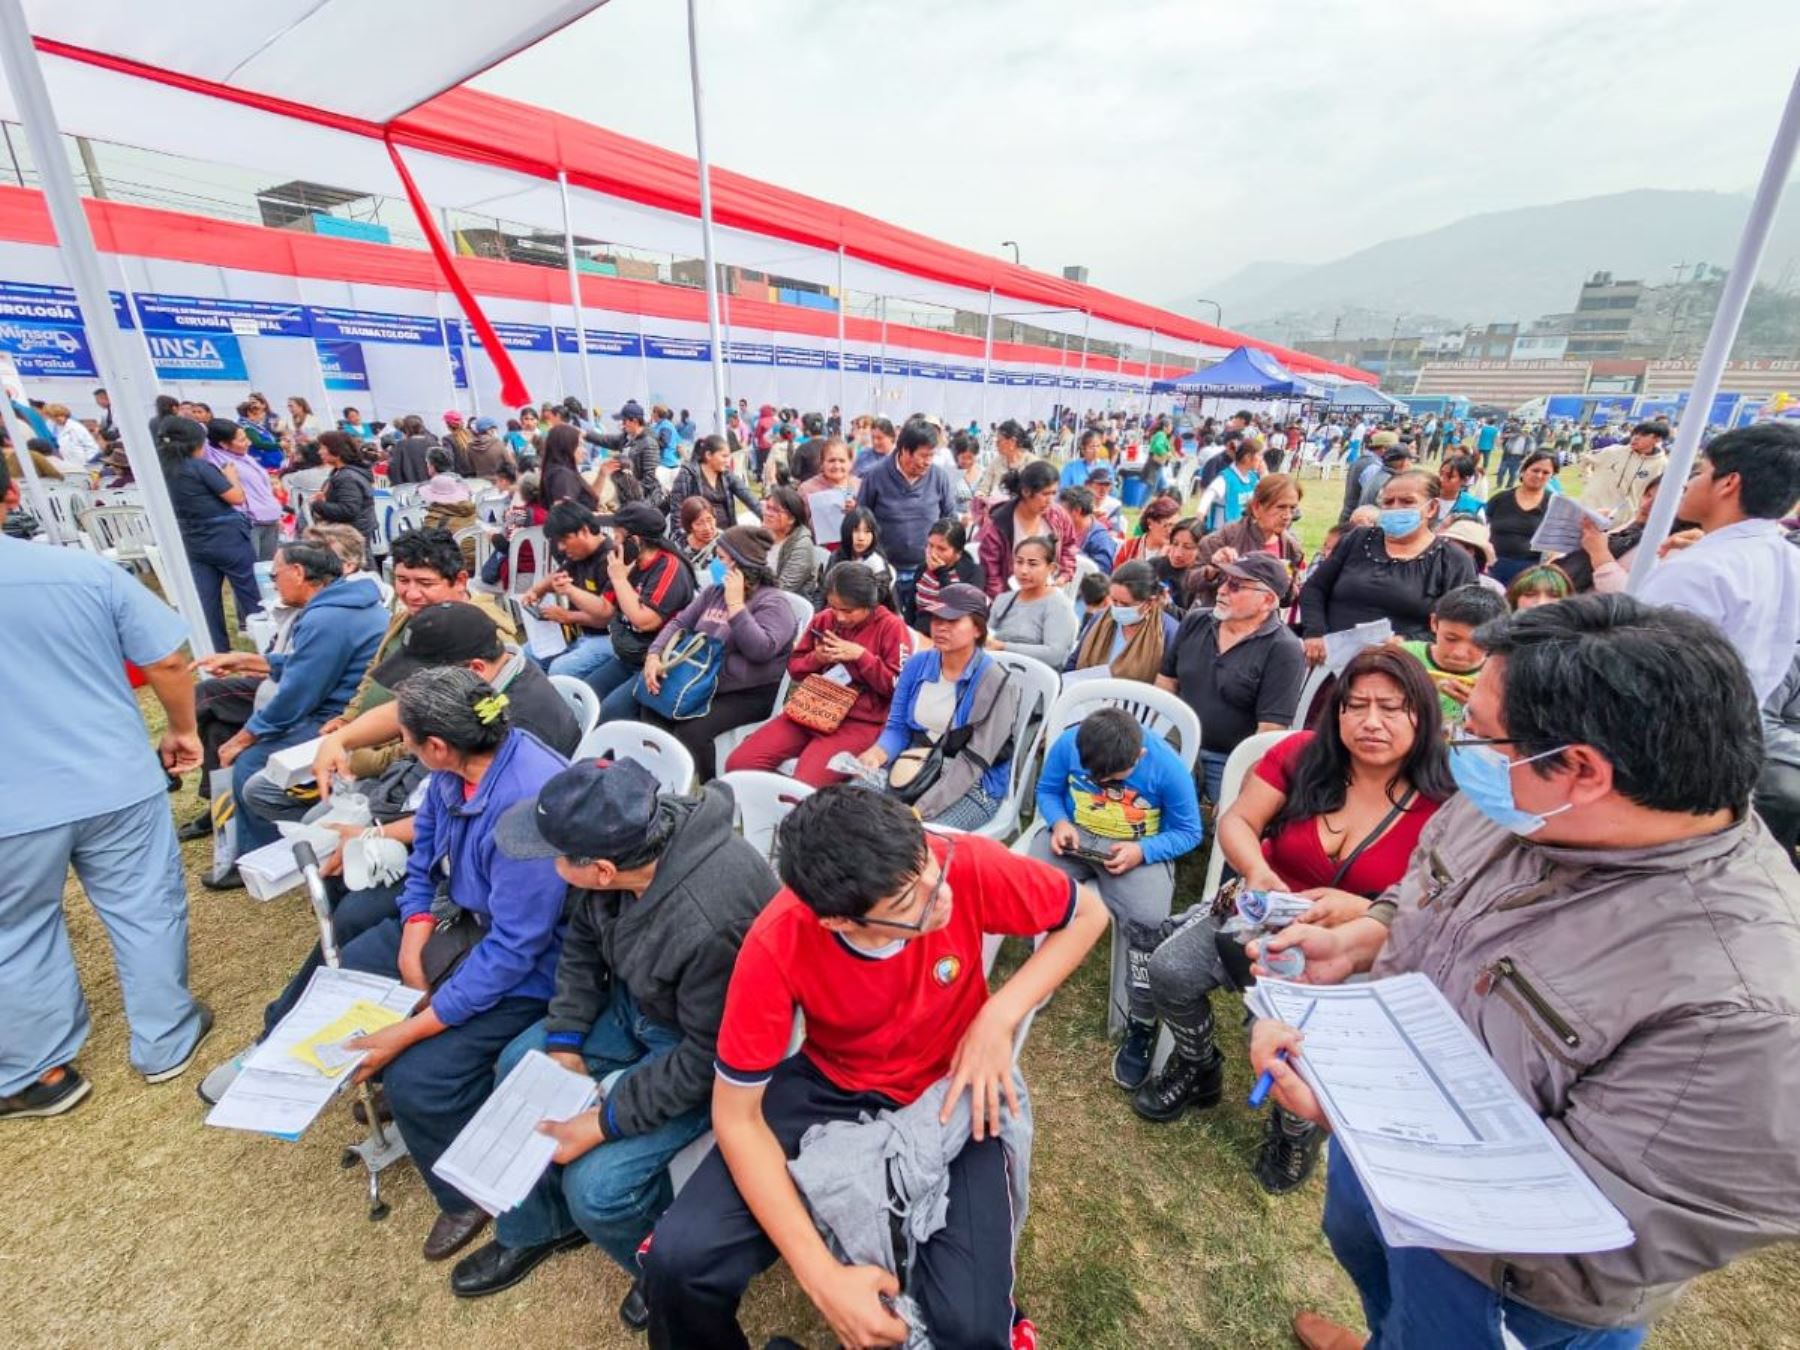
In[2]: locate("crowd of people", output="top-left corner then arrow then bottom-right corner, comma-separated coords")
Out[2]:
4,380 -> 1799,1350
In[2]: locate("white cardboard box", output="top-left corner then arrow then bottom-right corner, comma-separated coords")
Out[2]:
235,825 -> 341,902
263,736 -> 325,790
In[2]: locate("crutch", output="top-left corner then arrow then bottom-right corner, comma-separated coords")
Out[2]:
292,842 -> 411,1221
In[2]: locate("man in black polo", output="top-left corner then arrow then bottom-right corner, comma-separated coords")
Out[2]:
1156,553 -> 1306,802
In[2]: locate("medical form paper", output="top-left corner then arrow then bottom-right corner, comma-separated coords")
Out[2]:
1248,974 -> 1632,1255
433,1050 -> 598,1215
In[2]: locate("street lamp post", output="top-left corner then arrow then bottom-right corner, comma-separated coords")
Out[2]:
1195,298 -> 1222,327
1002,240 -> 1021,266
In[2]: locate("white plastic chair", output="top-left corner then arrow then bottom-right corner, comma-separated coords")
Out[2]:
504,526 -> 548,595
955,649 -> 1062,843
454,523 -> 492,578
78,505 -> 154,567
1196,730 -> 1295,905
394,505 -> 425,537
717,770 -> 814,861
1290,664 -> 1333,730
575,721 -> 695,795
474,491 -> 511,527
548,674 -> 602,737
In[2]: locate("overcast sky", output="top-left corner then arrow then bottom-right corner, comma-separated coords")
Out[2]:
476,0 -> 1798,310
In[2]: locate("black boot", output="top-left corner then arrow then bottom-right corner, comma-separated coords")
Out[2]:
1253,1107 -> 1323,1194
1131,1000 -> 1224,1121
1131,1045 -> 1223,1121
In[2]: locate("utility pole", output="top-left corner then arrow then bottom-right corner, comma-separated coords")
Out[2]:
75,135 -> 106,198
1384,315 -> 1401,374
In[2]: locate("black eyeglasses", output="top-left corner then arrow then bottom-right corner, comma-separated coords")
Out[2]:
856,840 -> 954,933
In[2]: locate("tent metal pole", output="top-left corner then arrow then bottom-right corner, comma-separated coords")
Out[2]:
1629,67 -> 1800,590
1144,327 -> 1156,410
0,0 -> 213,653
981,291 -> 997,421
557,170 -> 597,417
878,296 -> 888,407
686,0 -> 728,438
836,244 -> 847,421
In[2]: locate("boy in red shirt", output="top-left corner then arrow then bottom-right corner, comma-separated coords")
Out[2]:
643,788 -> 1108,1349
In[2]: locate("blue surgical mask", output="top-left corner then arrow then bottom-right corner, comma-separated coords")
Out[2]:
1448,741 -> 1572,836
1377,508 -> 1422,538
1109,603 -> 1142,627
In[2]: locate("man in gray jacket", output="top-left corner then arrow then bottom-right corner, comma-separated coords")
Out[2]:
1255,595 -> 1800,1350
451,758 -> 777,1320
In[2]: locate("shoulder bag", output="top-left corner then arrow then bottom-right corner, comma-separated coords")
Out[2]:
633,627 -> 724,720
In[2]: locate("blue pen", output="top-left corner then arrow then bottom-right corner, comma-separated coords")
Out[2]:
1248,999 -> 1316,1109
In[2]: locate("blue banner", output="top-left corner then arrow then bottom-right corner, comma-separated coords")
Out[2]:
644,334 -> 710,362
839,352 -> 872,373
467,321 -> 555,353
448,339 -> 468,390
723,340 -> 774,366
0,280 -> 133,329
774,345 -> 829,369
136,292 -> 310,338
555,326 -> 641,358
145,330 -> 249,381
0,318 -> 98,376
316,339 -> 369,391
310,306 -> 445,346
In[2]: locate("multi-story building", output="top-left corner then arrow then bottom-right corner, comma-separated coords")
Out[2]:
1564,273 -> 1645,359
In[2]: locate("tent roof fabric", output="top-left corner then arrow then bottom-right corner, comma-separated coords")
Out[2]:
0,184 -> 1194,381
1170,346 -> 1326,397
22,0 -> 605,123
8,34 -> 1377,387
1327,382 -> 1407,411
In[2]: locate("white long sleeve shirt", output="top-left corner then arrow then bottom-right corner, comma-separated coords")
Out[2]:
1637,518 -> 1800,703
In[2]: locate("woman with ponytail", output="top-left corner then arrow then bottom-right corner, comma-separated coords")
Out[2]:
158,414 -> 262,651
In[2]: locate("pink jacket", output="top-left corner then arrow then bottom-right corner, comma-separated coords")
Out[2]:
976,499 -> 1078,598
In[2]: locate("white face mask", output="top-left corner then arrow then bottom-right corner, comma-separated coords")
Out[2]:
1109,603 -> 1142,627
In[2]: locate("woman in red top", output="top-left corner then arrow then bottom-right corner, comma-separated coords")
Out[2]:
1131,646 -> 1452,1192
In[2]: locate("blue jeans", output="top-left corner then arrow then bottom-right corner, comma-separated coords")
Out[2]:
1323,1139 -> 1647,1349
0,793 -> 204,1093
496,986 -> 709,1269
1198,749 -> 1228,804
231,718 -> 326,853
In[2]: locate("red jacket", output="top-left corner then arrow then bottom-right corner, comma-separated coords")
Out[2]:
976,500 -> 1079,597
785,603 -> 909,725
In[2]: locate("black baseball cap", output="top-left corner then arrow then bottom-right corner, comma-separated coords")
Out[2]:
369,601 -> 501,688
596,501 -> 667,540
616,399 -> 646,423
922,582 -> 989,620
495,757 -> 662,861
1220,554 -> 1291,599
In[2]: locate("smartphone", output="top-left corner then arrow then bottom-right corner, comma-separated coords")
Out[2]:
1068,845 -> 1116,867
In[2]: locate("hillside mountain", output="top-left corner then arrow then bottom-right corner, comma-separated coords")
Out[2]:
1185,189 -> 1800,342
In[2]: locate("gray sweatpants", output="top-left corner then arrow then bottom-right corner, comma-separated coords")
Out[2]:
0,794 -> 204,1093
1026,826 -> 1173,1022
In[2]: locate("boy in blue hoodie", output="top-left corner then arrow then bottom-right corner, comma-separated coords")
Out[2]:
202,541 -> 387,868
1026,706 -> 1202,1090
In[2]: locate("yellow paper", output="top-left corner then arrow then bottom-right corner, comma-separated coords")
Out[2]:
289,1000 -> 407,1077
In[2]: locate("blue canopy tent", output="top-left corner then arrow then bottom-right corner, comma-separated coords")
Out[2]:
1325,381 -> 1407,413
1153,345 -> 1327,398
